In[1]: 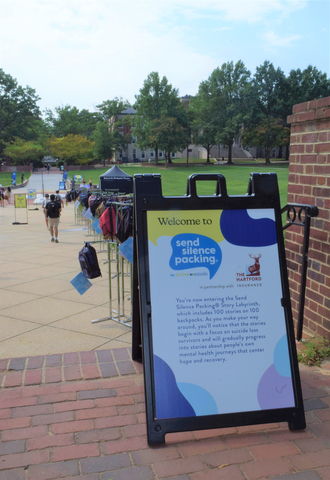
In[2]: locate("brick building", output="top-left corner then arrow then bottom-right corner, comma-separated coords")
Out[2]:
286,97 -> 330,338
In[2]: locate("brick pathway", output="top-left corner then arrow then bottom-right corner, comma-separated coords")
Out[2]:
1,349 -> 330,479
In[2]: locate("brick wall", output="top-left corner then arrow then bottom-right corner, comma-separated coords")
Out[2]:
286,96 -> 330,338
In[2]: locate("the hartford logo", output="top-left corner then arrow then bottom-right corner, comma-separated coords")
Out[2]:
236,254 -> 262,282
247,254 -> 261,276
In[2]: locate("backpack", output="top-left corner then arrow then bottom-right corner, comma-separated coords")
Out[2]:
47,201 -> 60,218
99,205 -> 119,240
95,201 -> 105,218
78,242 -> 102,279
71,189 -> 79,200
79,191 -> 90,208
90,196 -> 103,217
88,194 -> 96,207
116,205 -> 133,243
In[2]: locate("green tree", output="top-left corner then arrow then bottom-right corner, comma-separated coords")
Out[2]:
92,122 -> 115,165
241,117 -> 290,162
286,65 -> 330,108
149,116 -> 189,166
47,134 -> 95,165
244,61 -> 287,163
205,61 -> 251,164
95,98 -> 132,160
3,137 -> 46,165
96,97 -> 131,121
0,70 -> 41,155
190,83 -> 218,163
45,105 -> 101,138
134,72 -> 187,164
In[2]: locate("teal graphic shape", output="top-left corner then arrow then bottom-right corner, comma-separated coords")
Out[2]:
274,335 -> 291,378
177,382 -> 218,416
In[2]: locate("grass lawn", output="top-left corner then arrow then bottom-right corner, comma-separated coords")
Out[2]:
0,171 -> 31,187
69,162 -> 290,209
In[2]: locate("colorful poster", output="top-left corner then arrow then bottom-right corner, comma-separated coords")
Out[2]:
14,194 -> 27,208
28,189 -> 36,200
147,209 -> 295,420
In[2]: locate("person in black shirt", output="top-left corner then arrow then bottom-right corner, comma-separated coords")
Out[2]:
46,194 -> 61,243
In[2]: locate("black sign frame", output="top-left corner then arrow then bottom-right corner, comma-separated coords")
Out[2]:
133,172 -> 306,446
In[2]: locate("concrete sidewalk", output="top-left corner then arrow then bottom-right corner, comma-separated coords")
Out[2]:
1,186 -> 330,479
0,197 -> 131,359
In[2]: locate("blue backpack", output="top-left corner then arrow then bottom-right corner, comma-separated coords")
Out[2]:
78,243 -> 102,279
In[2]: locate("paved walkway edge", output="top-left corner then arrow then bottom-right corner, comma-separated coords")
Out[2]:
0,348 -> 142,388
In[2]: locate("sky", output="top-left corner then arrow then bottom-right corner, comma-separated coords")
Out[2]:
0,0 -> 329,115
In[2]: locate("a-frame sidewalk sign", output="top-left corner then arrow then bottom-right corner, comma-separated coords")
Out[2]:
13,193 -> 28,225
132,172 -> 306,446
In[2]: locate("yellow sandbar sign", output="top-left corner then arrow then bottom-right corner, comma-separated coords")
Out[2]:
14,194 -> 27,208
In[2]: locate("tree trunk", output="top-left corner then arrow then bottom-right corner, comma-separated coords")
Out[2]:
206,145 -> 210,163
285,144 -> 290,161
227,141 -> 233,164
265,148 -> 271,164
167,152 -> 173,164
155,146 -> 158,165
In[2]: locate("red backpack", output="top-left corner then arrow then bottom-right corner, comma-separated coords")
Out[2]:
99,205 -> 120,240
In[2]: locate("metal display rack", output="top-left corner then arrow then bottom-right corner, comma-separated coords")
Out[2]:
72,189 -> 133,328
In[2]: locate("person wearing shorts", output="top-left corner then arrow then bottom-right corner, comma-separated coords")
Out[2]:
45,194 -> 61,243
42,193 -> 50,228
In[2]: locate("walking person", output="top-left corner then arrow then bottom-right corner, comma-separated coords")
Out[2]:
5,186 -> 11,204
42,193 -> 50,229
55,190 -> 64,209
0,185 -> 4,207
45,194 -> 61,243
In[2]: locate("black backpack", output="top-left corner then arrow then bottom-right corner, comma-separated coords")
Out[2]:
78,242 -> 102,279
79,191 -> 91,208
47,201 -> 60,218
71,189 -> 79,200
116,205 -> 133,243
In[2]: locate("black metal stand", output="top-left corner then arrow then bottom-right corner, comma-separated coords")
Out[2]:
282,204 -> 319,341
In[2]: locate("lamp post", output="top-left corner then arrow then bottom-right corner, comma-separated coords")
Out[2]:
41,171 -> 45,197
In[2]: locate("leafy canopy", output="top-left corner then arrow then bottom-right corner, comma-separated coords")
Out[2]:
3,137 -> 46,165
45,105 -> 101,139
47,134 -> 95,165
0,69 -> 41,154
134,72 -> 187,162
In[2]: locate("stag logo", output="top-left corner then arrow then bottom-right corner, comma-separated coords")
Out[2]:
247,254 -> 261,276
